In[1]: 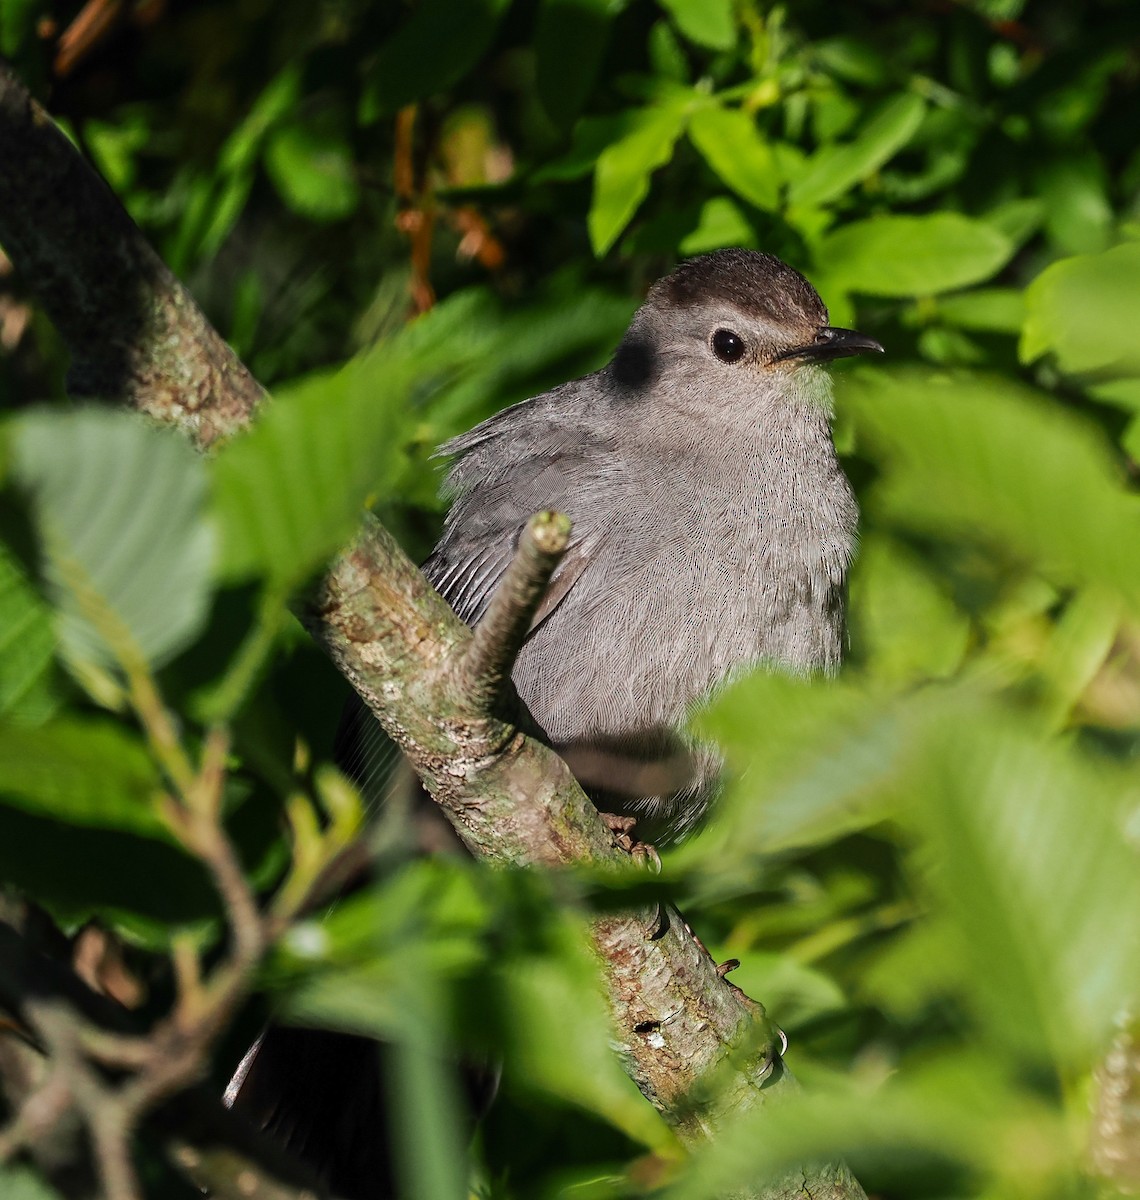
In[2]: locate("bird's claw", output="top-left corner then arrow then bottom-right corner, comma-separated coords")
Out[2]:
600,813 -> 662,873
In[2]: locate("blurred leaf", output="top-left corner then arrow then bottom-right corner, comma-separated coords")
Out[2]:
904,696 -> 1140,1062
1038,152 -> 1113,256
843,367 -> 1140,604
1021,241 -> 1140,378
536,0 -> 619,128
724,952 -> 847,1032
687,673 -> 900,871
983,196 -> 1043,248
789,93 -> 925,209
0,1164 -> 65,1200
0,539 -> 62,723
818,214 -> 1014,296
812,37 -> 889,87
0,0 -> 41,57
12,410 -> 215,673
366,0 -> 513,113
219,66 -> 301,174
496,934 -> 675,1151
849,534 -> 970,681
0,717 -> 166,837
657,0 -> 734,50
936,287 -> 1025,334
665,1054 -> 1063,1200
589,101 -> 690,255
264,124 -> 360,222
688,104 -> 779,211
679,196 -> 757,254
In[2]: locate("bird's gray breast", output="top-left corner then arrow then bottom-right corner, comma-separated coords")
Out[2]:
512,400 -> 857,747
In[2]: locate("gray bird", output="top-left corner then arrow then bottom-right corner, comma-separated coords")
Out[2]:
230,248 -> 883,1196
406,246 -> 879,838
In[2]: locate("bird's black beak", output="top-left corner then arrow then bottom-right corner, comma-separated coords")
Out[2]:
775,326 -> 885,364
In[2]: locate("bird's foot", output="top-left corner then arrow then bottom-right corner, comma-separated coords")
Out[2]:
600,813 -> 662,873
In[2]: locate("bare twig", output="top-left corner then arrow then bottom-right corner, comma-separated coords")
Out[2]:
457,510 -> 571,714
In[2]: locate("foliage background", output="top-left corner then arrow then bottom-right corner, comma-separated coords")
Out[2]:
3,0 -> 1140,1196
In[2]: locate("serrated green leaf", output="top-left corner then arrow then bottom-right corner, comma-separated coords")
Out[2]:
688,104 -> 779,211
657,0 -> 734,50
365,0 -> 513,114
841,366 -> 1140,605
790,93 -> 925,209
686,674 -> 900,871
818,214 -> 1014,297
12,410 -> 215,673
1020,242 -> 1140,378
264,124 -> 360,222
0,717 -> 166,836
904,697 -> 1140,1063
536,0 -> 619,128
589,101 -> 689,255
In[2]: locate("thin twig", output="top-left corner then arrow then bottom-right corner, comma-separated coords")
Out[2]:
456,510 -> 571,714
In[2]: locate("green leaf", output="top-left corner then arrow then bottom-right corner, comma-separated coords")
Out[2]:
841,366 -> 1140,605
12,410 -> 215,673
903,696 -> 1140,1063
688,674 -> 900,870
589,101 -> 689,255
0,717 -> 166,837
849,534 -> 970,681
818,214 -> 1014,297
211,343 -> 402,588
789,93 -> 925,209
679,196 -> 756,254
365,0 -> 513,114
264,124 -> 360,222
535,0 -> 619,128
1020,242 -> 1140,379
1037,152 -> 1113,256
688,104 -> 779,211
0,539 -> 62,723
0,0 -> 43,59
935,287 -> 1025,334
657,0 -> 734,50
0,1164 -> 65,1200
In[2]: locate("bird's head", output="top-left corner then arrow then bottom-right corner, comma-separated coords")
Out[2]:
610,248 -> 883,405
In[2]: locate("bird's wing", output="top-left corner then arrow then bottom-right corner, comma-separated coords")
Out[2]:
425,399 -> 614,630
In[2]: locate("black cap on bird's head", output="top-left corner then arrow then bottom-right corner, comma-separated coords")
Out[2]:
648,248 -> 884,367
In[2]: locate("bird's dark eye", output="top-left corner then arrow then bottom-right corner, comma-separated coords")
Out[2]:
711,329 -> 746,363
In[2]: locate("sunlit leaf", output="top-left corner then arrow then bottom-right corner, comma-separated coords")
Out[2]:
12,410 -> 215,673
789,93 -> 925,209
589,100 -> 689,255
1021,241 -> 1140,378
679,196 -> 757,254
935,287 -> 1025,334
903,696 -> 1140,1062
264,124 -> 360,222
688,104 -> 779,211
842,366 -> 1140,605
657,0 -> 734,50
818,214 -> 1014,296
